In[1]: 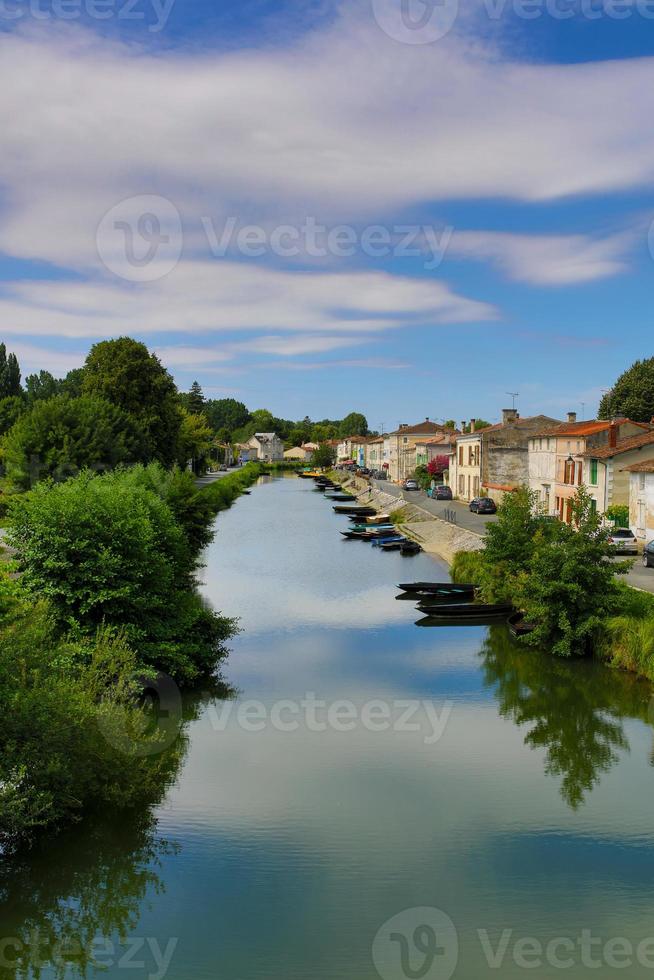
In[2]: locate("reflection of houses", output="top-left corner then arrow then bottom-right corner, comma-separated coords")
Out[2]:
528,415 -> 651,521
245,432 -> 284,462
625,460 -> 654,543
452,410 -> 560,503
388,420 -> 454,482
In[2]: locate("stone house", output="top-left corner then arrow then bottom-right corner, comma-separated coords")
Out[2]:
528,415 -> 651,521
624,460 -> 654,543
245,432 -> 284,462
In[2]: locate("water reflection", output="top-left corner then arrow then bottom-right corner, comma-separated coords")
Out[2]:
480,625 -> 652,808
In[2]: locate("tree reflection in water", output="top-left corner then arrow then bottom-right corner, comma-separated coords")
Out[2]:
480,625 -> 653,809
0,687 -> 232,980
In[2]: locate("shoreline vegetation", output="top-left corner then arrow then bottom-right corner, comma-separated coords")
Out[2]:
331,471 -> 654,685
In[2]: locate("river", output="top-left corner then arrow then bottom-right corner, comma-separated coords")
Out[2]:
3,473 -> 654,979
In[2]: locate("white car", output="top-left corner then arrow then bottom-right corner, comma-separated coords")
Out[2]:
607,528 -> 638,554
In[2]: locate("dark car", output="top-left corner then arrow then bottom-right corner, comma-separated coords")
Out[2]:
470,497 -> 496,514
643,541 -> 654,568
430,485 -> 452,500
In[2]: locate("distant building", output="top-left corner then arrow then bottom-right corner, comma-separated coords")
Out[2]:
388,420 -> 454,482
245,432 -> 284,462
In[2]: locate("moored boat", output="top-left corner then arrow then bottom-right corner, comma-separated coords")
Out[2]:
507,612 -> 536,637
398,582 -> 476,596
415,601 -> 513,618
333,505 -> 376,515
326,494 -> 357,502
400,541 -> 422,555
371,535 -> 406,547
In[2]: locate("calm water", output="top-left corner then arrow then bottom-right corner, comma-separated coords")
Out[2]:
4,473 -> 654,979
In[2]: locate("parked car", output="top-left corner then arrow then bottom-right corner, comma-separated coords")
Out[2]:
219,464 -> 228,471
643,541 -> 654,568
403,479 -> 420,491
607,528 -> 638,554
470,497 -> 496,514
429,485 -> 452,500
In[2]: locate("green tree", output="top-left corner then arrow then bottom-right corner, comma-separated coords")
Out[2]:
61,367 -> 86,398
180,380 -> 206,415
311,442 -> 336,468
522,487 -> 630,658
0,395 -> 24,436
8,470 -> 235,683
177,409 -> 214,473
0,344 -> 22,398
2,394 -> 148,490
82,338 -> 181,466
25,369 -> 62,404
339,412 -> 368,437
203,398 -> 250,434
599,356 -> 654,422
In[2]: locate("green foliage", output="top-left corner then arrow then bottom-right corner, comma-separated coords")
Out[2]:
0,343 -> 22,398
82,337 -> 181,467
483,486 -> 543,579
605,503 -> 630,528
119,463 -> 217,553
413,464 -> 431,490
2,394 -> 148,490
0,579 -> 181,852
184,380 -> 205,415
520,488 -> 630,658
450,548 -> 485,585
25,369 -> 62,404
339,412 -> 368,437
177,409 -> 214,472
0,394 -> 25,436
311,442 -> 336,468
599,356 -> 654,422
7,469 -> 235,683
203,397 -> 251,435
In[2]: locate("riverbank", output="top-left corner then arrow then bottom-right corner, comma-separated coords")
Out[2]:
330,472 -> 484,563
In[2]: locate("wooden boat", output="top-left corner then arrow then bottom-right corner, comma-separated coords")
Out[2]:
415,601 -> 513,618
326,494 -> 357,502
348,523 -> 394,531
415,615 -> 510,628
363,514 -> 391,525
398,582 -> 476,596
333,505 -> 376,515
371,536 -> 406,547
400,542 -> 422,555
508,612 -> 536,638
380,539 -> 408,551
298,470 -> 321,478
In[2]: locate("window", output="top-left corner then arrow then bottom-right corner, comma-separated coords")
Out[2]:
590,459 -> 598,485
459,446 -> 463,465
590,498 -> 597,514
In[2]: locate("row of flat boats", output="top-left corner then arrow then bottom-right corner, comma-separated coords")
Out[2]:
302,471 -> 532,634
310,473 -> 422,556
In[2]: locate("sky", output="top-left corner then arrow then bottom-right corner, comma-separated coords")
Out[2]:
1,0 -> 654,427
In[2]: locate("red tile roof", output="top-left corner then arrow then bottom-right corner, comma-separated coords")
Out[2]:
623,459 -> 654,473
582,430 -> 654,459
390,420 -> 448,436
536,419 -> 651,438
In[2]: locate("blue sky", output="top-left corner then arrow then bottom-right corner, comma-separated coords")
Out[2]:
1,0 -> 654,426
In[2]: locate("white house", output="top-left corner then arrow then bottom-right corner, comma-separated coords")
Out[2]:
246,432 -> 284,462
625,460 -> 654,543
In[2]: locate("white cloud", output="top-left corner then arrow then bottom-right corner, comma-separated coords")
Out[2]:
449,230 -> 633,285
0,261 -> 495,339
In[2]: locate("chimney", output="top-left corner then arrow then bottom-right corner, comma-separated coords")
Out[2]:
609,421 -> 618,449
502,408 -> 518,425
567,411 -> 577,424
470,418 -> 476,431
461,421 -> 466,432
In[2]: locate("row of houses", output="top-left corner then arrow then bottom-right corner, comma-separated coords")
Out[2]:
335,420 -> 459,480
448,409 -> 654,542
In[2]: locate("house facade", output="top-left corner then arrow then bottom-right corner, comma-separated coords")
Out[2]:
364,435 -> 389,472
388,420 -> 453,482
246,432 -> 284,462
414,432 -> 458,479
528,416 -> 651,521
625,461 -> 654,543
450,431 -> 481,501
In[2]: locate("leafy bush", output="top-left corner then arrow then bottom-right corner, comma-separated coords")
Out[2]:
8,469 -> 235,683
0,575 -> 181,852
2,394 -> 147,490
605,504 -> 630,528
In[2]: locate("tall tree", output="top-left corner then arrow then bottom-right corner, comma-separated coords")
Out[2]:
82,338 -> 181,466
203,398 -> 251,434
186,381 -> 205,415
339,412 -> 368,437
25,370 -> 62,404
0,345 -> 22,398
599,356 -> 654,422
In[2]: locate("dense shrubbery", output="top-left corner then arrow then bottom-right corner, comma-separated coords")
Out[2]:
7,466 -> 244,684
0,570 -> 183,852
452,486 -> 632,658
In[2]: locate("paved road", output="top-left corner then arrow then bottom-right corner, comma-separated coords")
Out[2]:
370,479 -> 654,595
369,479 -> 498,536
195,469 -> 241,489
